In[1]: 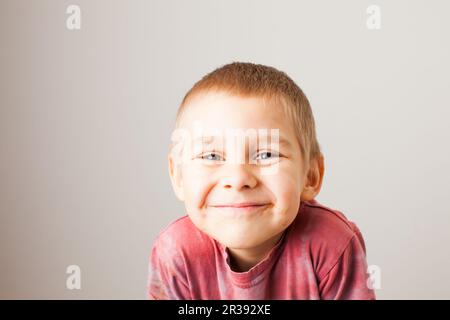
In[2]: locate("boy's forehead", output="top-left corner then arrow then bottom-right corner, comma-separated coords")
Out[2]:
179,92 -> 288,130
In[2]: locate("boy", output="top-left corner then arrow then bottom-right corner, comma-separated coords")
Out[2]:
147,62 -> 376,299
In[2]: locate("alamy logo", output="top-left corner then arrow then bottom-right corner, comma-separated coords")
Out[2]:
366,5 -> 381,30
66,5 -> 81,30
66,265 -> 81,290
170,122 -> 281,175
367,265 -> 382,290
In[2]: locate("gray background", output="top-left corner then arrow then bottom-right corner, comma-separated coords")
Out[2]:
1,0 -> 449,299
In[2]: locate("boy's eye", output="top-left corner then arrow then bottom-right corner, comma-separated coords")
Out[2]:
196,151 -> 280,163
200,152 -> 224,162
255,151 -> 280,162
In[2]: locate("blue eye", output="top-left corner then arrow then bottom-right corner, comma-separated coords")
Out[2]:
255,151 -> 280,161
200,152 -> 224,161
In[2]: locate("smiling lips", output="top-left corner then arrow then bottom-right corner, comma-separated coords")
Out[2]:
210,202 -> 269,213
213,202 -> 267,208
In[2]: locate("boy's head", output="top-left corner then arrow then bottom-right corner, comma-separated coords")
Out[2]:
168,62 -> 324,251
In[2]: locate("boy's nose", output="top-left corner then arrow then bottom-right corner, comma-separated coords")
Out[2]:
220,164 -> 257,190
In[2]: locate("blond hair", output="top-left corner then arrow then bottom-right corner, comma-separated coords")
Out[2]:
174,62 -> 322,169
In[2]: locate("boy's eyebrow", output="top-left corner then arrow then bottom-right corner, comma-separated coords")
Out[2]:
191,134 -> 293,148
256,133 -> 292,149
191,135 -> 219,146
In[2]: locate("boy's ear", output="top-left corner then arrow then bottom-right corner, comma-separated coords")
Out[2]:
168,154 -> 185,202
301,153 -> 325,201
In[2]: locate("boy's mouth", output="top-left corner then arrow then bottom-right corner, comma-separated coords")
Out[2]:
210,202 -> 270,213
212,202 -> 268,208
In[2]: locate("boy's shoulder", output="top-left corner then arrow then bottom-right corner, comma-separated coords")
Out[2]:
297,199 -> 361,239
152,214 -> 214,258
292,199 -> 366,279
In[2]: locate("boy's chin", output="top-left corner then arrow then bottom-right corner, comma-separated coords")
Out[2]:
211,231 -> 273,251
190,216 -> 284,249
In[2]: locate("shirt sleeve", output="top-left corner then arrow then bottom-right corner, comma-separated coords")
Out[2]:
146,241 -> 191,300
318,226 -> 376,300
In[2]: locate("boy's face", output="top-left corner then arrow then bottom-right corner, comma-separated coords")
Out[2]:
169,91 -> 311,250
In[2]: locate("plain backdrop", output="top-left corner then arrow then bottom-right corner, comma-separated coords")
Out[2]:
1,0 -> 450,299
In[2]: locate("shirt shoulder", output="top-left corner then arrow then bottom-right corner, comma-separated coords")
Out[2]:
151,215 -> 215,263
290,199 -> 366,281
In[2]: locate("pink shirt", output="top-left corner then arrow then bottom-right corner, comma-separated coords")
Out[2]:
147,199 -> 376,300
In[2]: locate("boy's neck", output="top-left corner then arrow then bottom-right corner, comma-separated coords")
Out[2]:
226,231 -> 285,273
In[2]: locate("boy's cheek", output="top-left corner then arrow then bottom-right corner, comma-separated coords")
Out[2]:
262,170 -> 303,198
181,175 -> 213,210
182,167 -> 211,189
